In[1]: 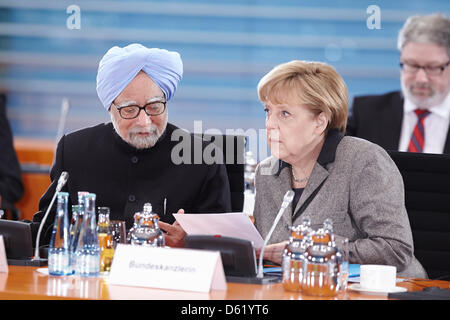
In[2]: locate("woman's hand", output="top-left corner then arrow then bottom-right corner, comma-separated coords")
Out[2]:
159,209 -> 187,248
255,241 -> 288,264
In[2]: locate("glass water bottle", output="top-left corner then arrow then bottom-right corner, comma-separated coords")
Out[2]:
69,204 -> 82,272
48,192 -> 72,276
69,192 -> 89,273
74,193 -> 100,277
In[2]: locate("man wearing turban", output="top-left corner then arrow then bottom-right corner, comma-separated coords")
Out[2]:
33,44 -> 231,247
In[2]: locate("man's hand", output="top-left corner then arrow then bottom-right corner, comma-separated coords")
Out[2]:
159,209 -> 186,248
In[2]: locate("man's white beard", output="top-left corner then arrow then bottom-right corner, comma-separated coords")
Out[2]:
401,81 -> 447,108
111,116 -> 167,149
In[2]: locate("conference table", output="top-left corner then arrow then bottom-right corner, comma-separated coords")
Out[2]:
1,266 -> 449,301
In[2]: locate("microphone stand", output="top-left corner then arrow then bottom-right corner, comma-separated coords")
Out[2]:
256,190 -> 294,280
56,98 -> 70,144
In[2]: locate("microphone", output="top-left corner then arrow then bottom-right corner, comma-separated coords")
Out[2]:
56,171 -> 69,192
56,97 -> 70,143
33,171 -> 69,262
256,190 -> 295,279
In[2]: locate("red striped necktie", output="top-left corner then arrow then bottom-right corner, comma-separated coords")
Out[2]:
408,109 -> 431,153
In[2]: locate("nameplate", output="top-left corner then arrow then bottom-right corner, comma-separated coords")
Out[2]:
0,236 -> 8,273
108,244 -> 227,293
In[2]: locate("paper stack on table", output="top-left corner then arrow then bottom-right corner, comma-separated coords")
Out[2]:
173,212 -> 264,249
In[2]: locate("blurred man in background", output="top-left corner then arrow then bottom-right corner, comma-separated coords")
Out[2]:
33,44 -> 231,247
347,13 -> 450,154
0,93 -> 24,220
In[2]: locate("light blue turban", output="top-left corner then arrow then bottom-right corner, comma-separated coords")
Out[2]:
96,43 -> 183,110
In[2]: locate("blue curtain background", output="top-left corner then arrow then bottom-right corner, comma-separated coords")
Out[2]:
1,0 -> 449,159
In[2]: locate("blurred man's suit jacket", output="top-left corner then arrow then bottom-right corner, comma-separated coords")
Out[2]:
0,93 -> 24,214
346,90 -> 450,154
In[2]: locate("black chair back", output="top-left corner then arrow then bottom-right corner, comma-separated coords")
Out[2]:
203,134 -> 245,212
388,151 -> 450,280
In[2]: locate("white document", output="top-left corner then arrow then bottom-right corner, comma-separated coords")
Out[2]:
174,212 -> 264,249
108,244 -> 227,293
0,236 -> 8,273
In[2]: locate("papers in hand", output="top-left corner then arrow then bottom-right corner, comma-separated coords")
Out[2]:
173,212 -> 264,249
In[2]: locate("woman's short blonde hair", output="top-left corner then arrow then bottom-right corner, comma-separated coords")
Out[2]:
257,60 -> 348,133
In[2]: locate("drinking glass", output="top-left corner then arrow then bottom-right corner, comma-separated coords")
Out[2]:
336,237 -> 349,292
110,220 -> 126,248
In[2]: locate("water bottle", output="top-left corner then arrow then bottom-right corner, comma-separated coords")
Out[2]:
70,191 -> 89,238
244,151 -> 257,192
48,192 -> 72,276
69,206 -> 78,239
69,192 -> 88,273
69,204 -> 82,273
74,193 -> 100,277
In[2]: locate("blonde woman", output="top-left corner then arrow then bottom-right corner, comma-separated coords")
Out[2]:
253,60 -> 427,278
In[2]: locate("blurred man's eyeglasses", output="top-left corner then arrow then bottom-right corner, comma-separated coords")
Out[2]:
112,100 -> 166,119
400,61 -> 450,76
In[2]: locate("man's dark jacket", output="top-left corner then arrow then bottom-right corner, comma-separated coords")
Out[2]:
0,94 -> 24,212
33,122 -> 232,244
346,90 -> 450,153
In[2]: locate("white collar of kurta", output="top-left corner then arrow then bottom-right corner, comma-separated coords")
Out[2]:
404,91 -> 450,120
